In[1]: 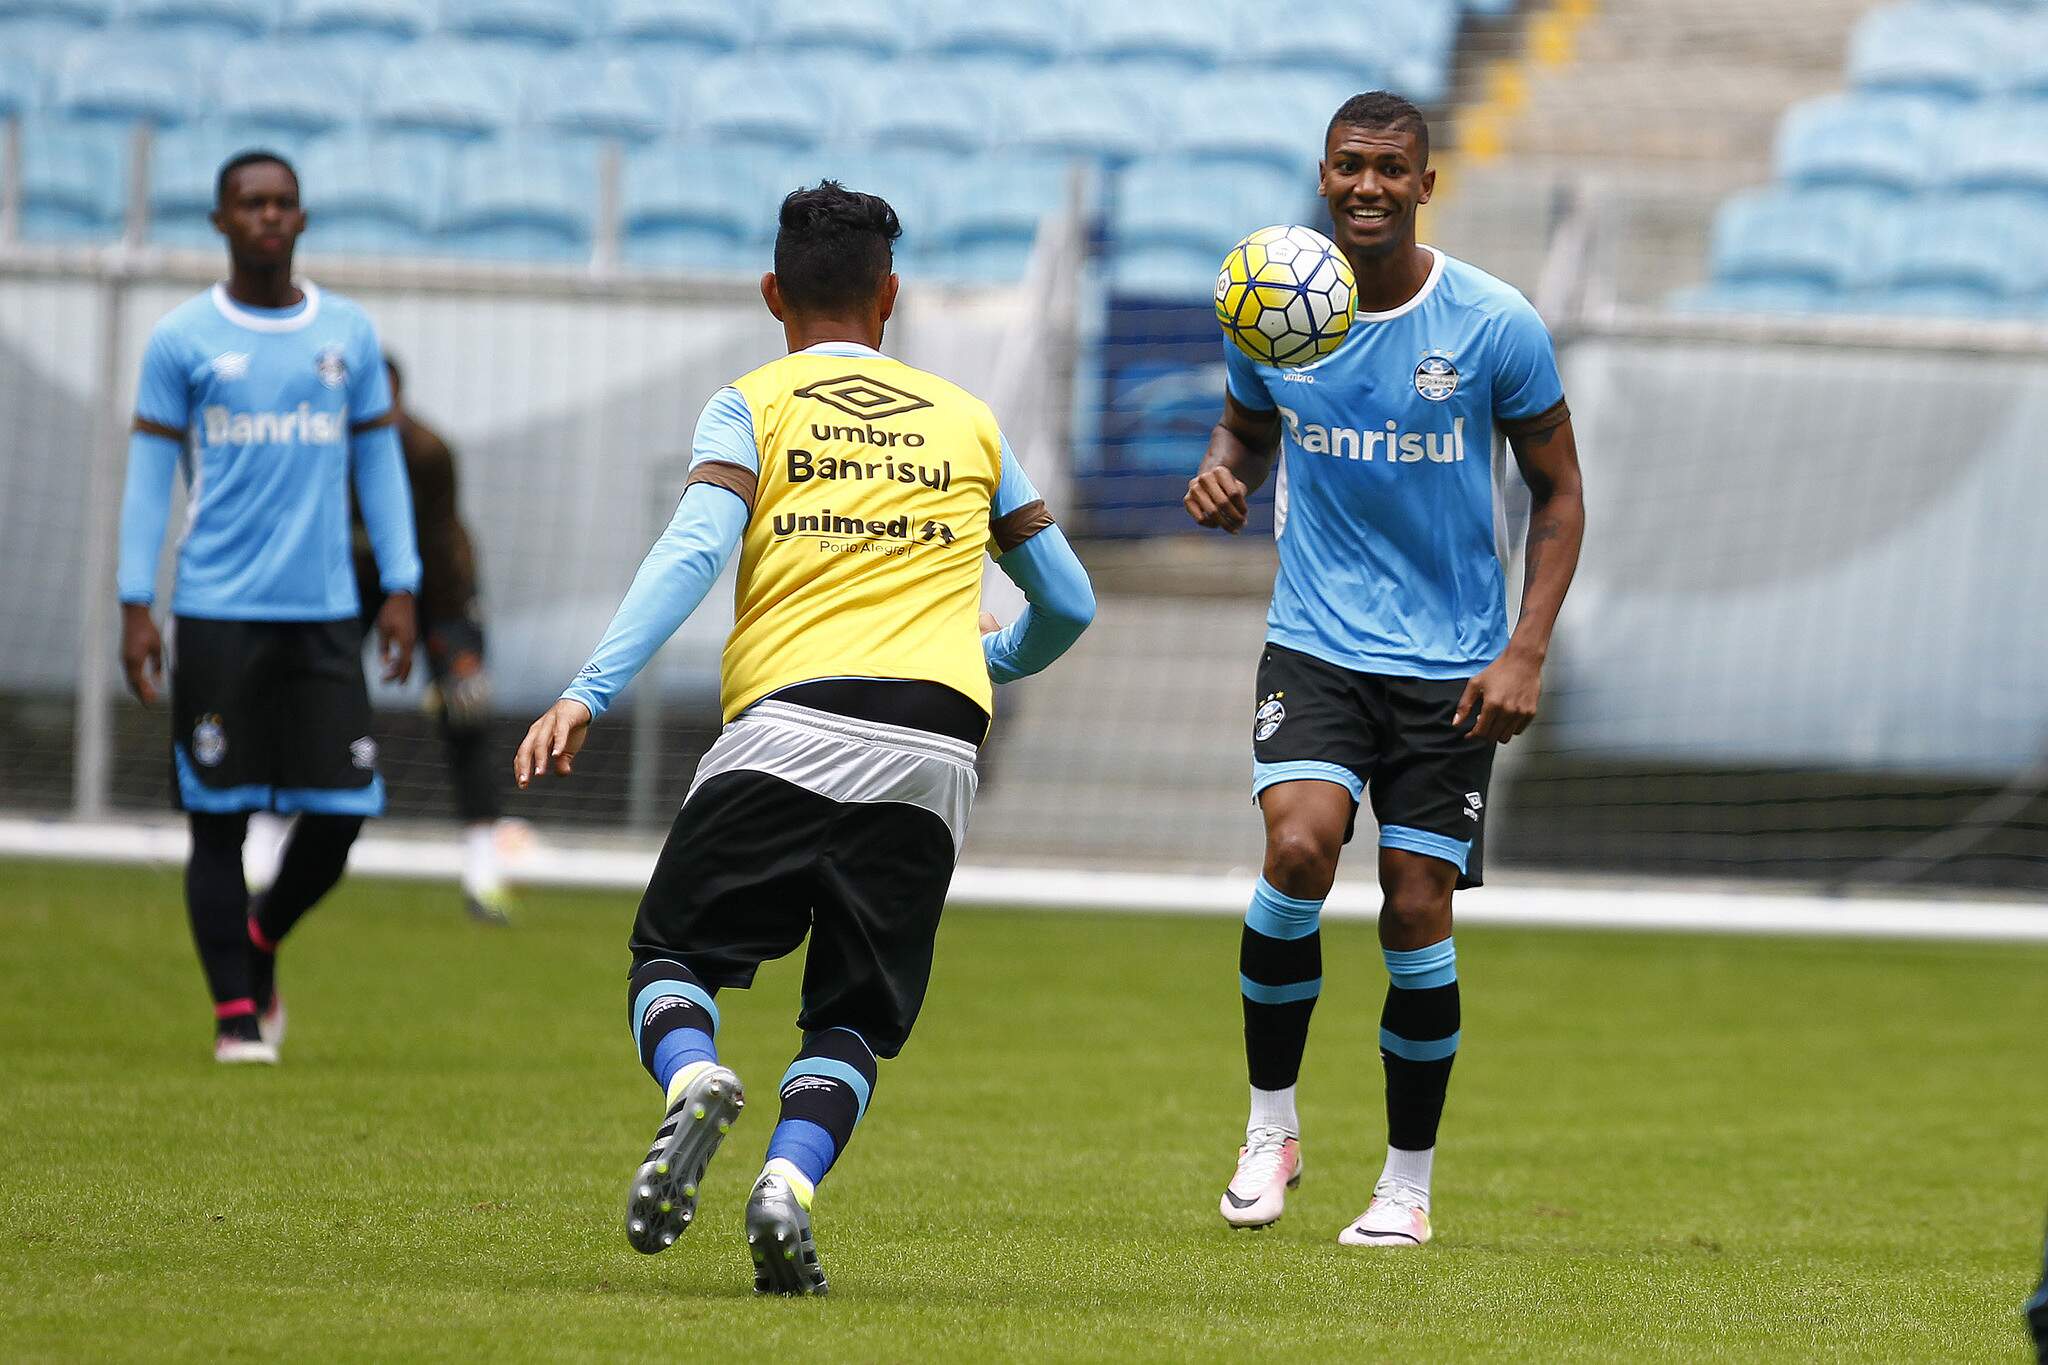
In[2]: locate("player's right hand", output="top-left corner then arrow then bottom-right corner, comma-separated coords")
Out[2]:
120,603 -> 164,705
1185,467 -> 1251,534
515,698 -> 591,788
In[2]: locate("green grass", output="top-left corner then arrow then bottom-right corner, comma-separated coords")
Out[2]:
2,857 -> 2045,1362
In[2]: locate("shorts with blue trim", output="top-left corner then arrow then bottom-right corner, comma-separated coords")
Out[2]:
1251,641 -> 1493,889
168,615 -> 384,817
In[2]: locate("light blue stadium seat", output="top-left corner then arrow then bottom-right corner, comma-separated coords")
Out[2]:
19,117 -> 127,238
1850,282 -> 2022,319
526,53 -> 669,142
1870,197 -> 2048,301
1847,3 -> 2000,100
1009,65 -> 1153,161
0,0 -> 113,25
837,62 -> 1000,154
1079,3 -> 1226,70
923,235 -> 1037,283
1168,74 -> 1356,177
214,39 -> 368,131
1707,187 -> 1880,290
1109,241 -> 1222,301
0,51 -> 42,115
53,34 -> 203,123
148,122 -> 309,246
764,0 -> 914,59
1951,104 -> 2048,196
622,142 -> 772,268
117,0 -> 277,38
1114,158 -> 1306,258
924,155 -> 1081,280
922,0 -> 1071,66
676,55 -> 834,150
607,0 -> 756,53
278,0 -> 431,42
1774,93 -> 1942,192
370,40 -> 527,139
441,0 -> 588,47
1665,280 -> 1839,315
795,147 -> 947,242
2012,18 -> 2048,99
296,128 -> 448,252
1233,0 -> 1431,90
440,135 -> 593,260
1460,0 -> 1519,15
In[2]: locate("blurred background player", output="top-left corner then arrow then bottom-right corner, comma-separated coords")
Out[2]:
1186,93 -> 1585,1247
515,182 -> 1094,1294
117,150 -> 420,1064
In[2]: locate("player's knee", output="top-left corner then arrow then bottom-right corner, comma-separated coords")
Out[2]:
1264,823 -> 1340,900
1380,869 -> 1453,940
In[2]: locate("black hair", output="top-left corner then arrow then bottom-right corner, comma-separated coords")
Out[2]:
215,149 -> 299,208
772,181 -> 901,314
1327,91 -> 1430,166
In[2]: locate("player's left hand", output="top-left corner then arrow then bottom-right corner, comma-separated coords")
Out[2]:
1453,648 -> 1543,744
515,698 -> 592,787
375,591 -> 418,684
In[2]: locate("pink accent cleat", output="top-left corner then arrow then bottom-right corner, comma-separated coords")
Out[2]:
1220,1126 -> 1302,1228
1338,1180 -> 1432,1247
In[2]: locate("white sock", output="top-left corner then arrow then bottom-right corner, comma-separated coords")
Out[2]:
1380,1144 -> 1434,1203
244,811 -> 289,893
1248,1085 -> 1299,1137
762,1157 -> 815,1209
461,823 -> 503,899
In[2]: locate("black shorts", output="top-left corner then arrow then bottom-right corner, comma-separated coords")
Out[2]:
1252,642 -> 1494,888
169,616 -> 384,817
629,699 -> 977,1058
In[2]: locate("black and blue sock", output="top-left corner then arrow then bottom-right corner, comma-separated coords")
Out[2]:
628,959 -> 719,1095
1379,937 -> 1461,1153
763,1027 -> 877,1195
1239,876 -> 1324,1101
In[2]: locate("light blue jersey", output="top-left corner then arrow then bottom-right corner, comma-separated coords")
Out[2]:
119,282 -> 420,620
1225,248 -> 1565,679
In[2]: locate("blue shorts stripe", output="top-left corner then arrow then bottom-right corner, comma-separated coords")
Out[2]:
1240,972 -> 1322,1005
1253,759 -> 1364,804
174,745 -> 271,812
1379,1027 -> 1461,1062
781,1056 -> 872,1121
1379,823 -> 1471,872
274,777 -> 385,817
632,979 -> 719,1053
1384,937 -> 1458,990
1245,876 -> 1323,940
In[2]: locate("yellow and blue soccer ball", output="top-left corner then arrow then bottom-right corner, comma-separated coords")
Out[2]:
1215,225 -> 1357,367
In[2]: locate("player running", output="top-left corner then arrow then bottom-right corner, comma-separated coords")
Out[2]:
515,182 -> 1094,1294
118,150 -> 420,1065
1186,93 -> 1585,1247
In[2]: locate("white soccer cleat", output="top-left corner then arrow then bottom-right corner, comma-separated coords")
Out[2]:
1337,1180 -> 1432,1248
214,1035 -> 279,1065
1220,1125 -> 1302,1228
259,995 -> 287,1051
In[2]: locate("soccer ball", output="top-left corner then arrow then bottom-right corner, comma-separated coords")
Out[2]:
1214,225 -> 1357,368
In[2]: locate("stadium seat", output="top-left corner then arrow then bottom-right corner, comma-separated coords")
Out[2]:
1951,105 -> 2048,197
440,135 -> 593,260
923,235 -> 1037,283
606,0 -> 756,53
53,34 -> 204,124
922,0 -> 1071,66
801,147 -> 946,242
1774,94 -> 1942,193
2010,18 -> 2048,100
1869,197 -> 2048,300
622,142 -> 772,272
1664,280 -> 1839,315
525,53 -> 669,142
1707,187 -> 1880,290
440,0 -> 588,47
0,52 -> 41,116
369,41 -> 526,139
1008,65 -> 1154,161
1078,4 -> 1226,70
763,0 -> 914,60
1109,241 -> 1222,301
1846,3 -> 2000,100
924,154 -> 1082,276
213,39 -> 368,131
1850,282 -> 2023,319
675,55 -> 834,150
0,0 -> 112,25
1232,0 -> 1423,89
296,128 -> 448,252
148,121 -> 310,246
1113,158 -> 1305,257
116,0 -> 278,38
1167,74 -> 1357,177
18,117 -> 127,238
277,0 -> 432,42
836,62 -> 1001,154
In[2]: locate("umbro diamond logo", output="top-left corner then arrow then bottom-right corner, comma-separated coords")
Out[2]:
211,352 -> 250,381
794,373 -> 932,421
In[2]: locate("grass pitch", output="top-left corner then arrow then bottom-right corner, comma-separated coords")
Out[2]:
2,857 -> 2044,1362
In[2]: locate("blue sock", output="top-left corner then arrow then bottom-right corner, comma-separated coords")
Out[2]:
1379,938 -> 1460,1150
628,959 -> 718,1094
766,1027 -> 877,1189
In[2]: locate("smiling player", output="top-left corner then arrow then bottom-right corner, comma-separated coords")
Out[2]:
1186,93 -> 1586,1247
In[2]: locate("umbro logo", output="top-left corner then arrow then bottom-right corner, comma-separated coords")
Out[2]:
780,1075 -> 843,1100
210,352 -> 250,381
795,373 -> 932,421
1464,790 -> 1483,821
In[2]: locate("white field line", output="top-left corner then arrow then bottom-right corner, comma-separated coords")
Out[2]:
3,816 -> 2046,943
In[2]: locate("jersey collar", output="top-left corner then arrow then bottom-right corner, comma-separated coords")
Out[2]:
1353,247 -> 1444,324
799,341 -> 885,358
211,281 -> 321,334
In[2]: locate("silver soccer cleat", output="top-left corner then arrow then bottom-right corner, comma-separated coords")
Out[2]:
624,1063 -> 744,1255
745,1171 -> 828,1295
